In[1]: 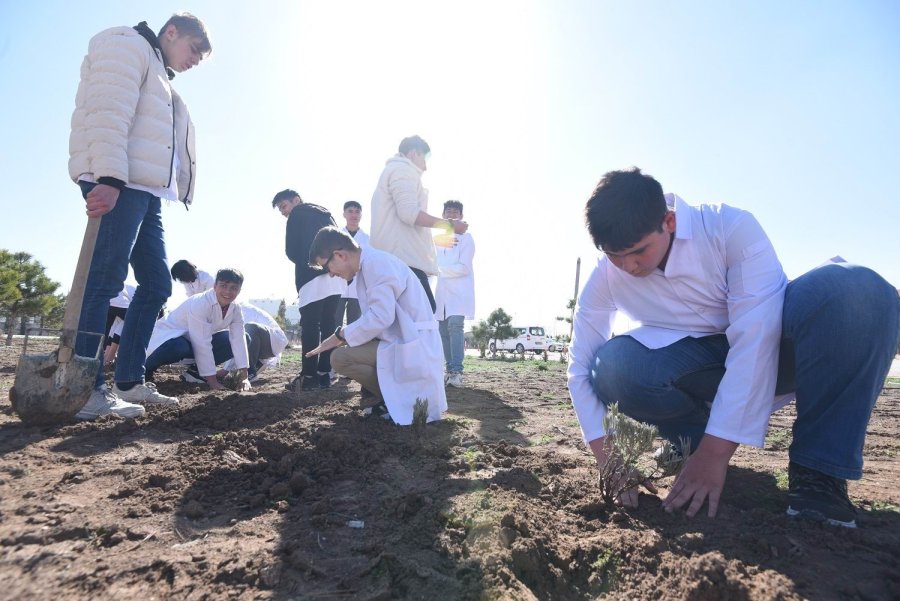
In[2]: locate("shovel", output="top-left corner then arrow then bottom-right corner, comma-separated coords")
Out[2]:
10,218 -> 103,425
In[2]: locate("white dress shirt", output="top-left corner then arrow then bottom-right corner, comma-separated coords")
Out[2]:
146,288 -> 249,377
341,226 -> 370,300
568,194 -> 789,447
434,232 -> 475,320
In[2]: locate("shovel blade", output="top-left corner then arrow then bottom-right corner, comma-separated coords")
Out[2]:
9,351 -> 99,425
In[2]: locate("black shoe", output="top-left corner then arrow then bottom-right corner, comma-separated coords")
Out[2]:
786,462 -> 857,528
358,387 -> 381,409
180,365 -> 204,384
318,373 -> 331,389
285,375 -> 319,392
362,401 -> 389,418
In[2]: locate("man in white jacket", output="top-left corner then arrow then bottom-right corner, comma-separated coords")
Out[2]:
434,200 -> 476,388
369,135 -> 469,312
145,269 -> 251,392
305,227 -> 447,425
70,13 -> 212,420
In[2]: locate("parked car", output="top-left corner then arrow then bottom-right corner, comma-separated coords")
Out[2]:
489,326 -> 547,354
547,337 -> 567,352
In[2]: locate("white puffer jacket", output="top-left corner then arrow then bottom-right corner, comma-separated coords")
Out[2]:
370,154 -> 438,275
68,26 -> 197,204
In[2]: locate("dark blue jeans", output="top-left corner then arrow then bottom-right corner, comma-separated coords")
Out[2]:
590,264 -> 900,480
74,183 -> 171,388
145,331 -> 249,379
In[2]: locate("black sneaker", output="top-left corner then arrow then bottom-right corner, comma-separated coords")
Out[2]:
285,375 -> 319,392
362,401 -> 389,418
318,372 -> 331,389
180,365 -> 204,384
786,462 -> 857,528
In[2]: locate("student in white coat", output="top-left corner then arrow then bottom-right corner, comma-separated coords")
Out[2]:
215,302 -> 290,383
171,259 -> 215,296
145,269 -> 252,391
335,200 -> 370,326
103,284 -> 135,366
434,200 -> 476,388
305,227 -> 447,425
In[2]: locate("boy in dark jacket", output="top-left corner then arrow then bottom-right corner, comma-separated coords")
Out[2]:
273,189 -> 344,391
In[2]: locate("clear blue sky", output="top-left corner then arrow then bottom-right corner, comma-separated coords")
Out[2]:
1,1 -> 898,333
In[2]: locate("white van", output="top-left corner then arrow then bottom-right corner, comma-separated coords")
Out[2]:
489,326 -> 547,354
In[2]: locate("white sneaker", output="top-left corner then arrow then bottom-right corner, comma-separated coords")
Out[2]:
447,373 -> 463,388
76,386 -> 146,420
113,382 -> 179,406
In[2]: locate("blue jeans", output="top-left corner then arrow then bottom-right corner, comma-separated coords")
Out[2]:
590,264 -> 899,480
74,183 -> 171,388
439,314 -> 466,373
145,331 -> 250,379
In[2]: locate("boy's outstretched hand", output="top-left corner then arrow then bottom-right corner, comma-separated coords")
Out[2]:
662,434 -> 738,518
305,334 -> 343,358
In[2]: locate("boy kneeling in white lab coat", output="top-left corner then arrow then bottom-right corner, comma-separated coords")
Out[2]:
304,227 -> 447,425
145,268 -> 252,392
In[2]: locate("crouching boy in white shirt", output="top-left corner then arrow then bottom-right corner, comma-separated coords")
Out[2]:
304,227 -> 447,425
145,268 -> 252,391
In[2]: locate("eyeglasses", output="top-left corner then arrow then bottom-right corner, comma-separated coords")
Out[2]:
321,251 -> 336,273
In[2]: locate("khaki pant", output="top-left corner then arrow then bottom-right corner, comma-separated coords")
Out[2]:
331,340 -> 382,400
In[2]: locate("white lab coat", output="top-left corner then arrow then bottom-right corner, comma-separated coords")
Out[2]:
110,284 -> 135,309
342,247 -> 447,425
183,270 -> 215,297
146,288 -> 249,377
434,232 -> 475,320
222,303 -> 289,372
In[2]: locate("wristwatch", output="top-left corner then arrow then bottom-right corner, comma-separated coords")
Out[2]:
334,326 -> 345,342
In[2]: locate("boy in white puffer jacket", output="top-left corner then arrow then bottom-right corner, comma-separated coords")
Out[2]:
69,13 -> 212,420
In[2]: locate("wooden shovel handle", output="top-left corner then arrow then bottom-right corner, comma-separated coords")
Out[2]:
58,217 -> 102,363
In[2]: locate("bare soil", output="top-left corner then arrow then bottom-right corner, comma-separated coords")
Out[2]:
1,338 -> 898,600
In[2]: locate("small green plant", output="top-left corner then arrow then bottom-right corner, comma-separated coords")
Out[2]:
85,525 -> 111,547
765,429 -> 792,451
412,398 -> 429,436
462,447 -> 483,468
537,363 -> 548,371
773,468 -> 789,491
868,500 -> 900,512
590,548 -> 619,593
597,403 -> 670,506
530,433 -> 556,446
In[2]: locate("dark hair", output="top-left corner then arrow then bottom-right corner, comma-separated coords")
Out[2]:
308,227 -> 360,268
170,259 -> 198,282
215,268 -> 244,286
398,135 -> 430,156
443,200 -> 463,214
272,189 -> 301,208
584,168 -> 668,251
158,12 -> 212,55
343,200 -> 362,211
